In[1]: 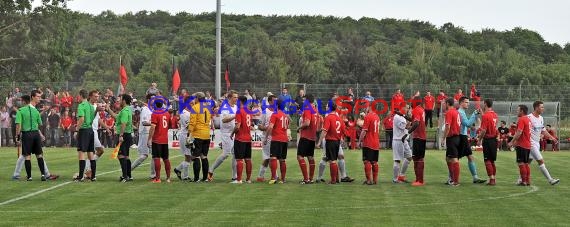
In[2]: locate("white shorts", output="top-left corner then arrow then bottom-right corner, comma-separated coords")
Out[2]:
392,140 -> 412,161
221,133 -> 234,155
137,133 -> 149,155
179,134 -> 192,156
530,141 -> 543,161
93,130 -> 103,149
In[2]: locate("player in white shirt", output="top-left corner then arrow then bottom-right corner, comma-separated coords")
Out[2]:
130,94 -> 156,179
255,95 -> 275,182
207,91 -> 238,181
173,98 -> 194,181
521,101 -> 559,185
392,104 -> 413,183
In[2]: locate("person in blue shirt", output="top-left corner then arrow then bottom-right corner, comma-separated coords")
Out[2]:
457,96 -> 487,184
362,91 -> 374,102
278,87 -> 292,112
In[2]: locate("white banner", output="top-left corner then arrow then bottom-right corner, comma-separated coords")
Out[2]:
168,128 -> 264,149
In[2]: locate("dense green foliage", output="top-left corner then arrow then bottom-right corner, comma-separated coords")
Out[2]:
2,1 -> 570,91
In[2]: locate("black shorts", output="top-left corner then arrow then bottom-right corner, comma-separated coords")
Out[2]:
21,131 -> 43,156
270,141 -> 288,160
412,138 -> 427,159
191,138 -> 210,157
459,135 -> 472,158
234,140 -> 252,159
445,136 -> 460,159
516,146 -> 530,163
118,133 -> 132,157
482,138 -> 498,161
151,143 -> 169,159
362,147 -> 379,162
77,128 -> 95,152
297,137 -> 316,157
325,140 -> 340,161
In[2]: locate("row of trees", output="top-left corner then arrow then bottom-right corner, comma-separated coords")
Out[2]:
2,0 -> 570,94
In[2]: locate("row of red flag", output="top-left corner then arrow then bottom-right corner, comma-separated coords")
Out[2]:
118,63 -> 231,94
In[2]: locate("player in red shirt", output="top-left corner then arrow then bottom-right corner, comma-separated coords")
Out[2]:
383,114 -> 394,149
441,98 -> 461,186
169,111 -> 179,129
233,96 -> 253,184
453,88 -> 463,103
346,115 -> 357,150
508,105 -> 532,186
60,110 -> 73,147
358,106 -> 380,185
316,104 -> 345,184
477,99 -> 499,185
264,99 -> 290,184
148,101 -> 172,183
470,84 -> 481,109
296,94 -> 318,184
391,89 -> 405,115
436,90 -> 447,119
409,97 -> 427,186
424,91 -> 435,128
542,125 -> 559,151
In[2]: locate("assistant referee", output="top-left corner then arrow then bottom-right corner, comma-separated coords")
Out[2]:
15,91 -> 47,181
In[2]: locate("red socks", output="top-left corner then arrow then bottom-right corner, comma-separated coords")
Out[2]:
485,160 -> 493,177
414,159 -> 425,183
245,159 -> 252,181
270,159 -> 278,180
153,158 -> 161,179
447,162 -> 452,179
525,164 -> 531,184
330,162 -> 339,183
518,164 -> 527,184
308,159 -> 316,181
280,160 -> 287,182
452,162 -> 460,184
236,159 -> 244,181
413,160 -> 419,181
298,159 -> 308,181
164,159 -> 171,179
415,160 -> 425,183
372,162 -> 379,183
363,161 -> 372,182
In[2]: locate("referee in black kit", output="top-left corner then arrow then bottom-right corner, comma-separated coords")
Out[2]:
15,91 -> 47,181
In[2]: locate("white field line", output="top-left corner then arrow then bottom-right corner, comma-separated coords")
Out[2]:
0,155 -> 182,206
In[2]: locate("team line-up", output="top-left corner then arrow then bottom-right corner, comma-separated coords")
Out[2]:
13,89 -> 560,186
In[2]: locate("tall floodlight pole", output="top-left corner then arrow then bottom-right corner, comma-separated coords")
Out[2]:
215,0 -> 222,99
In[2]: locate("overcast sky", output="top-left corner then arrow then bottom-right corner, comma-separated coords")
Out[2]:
56,0 -> 569,45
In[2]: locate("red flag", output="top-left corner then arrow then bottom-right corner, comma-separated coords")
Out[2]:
119,65 -> 128,87
172,68 -> 181,93
224,65 -> 230,91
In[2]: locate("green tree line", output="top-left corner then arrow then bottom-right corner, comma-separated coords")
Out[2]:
2,0 -> 570,93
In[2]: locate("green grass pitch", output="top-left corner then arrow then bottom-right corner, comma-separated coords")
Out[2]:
0,147 -> 568,226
